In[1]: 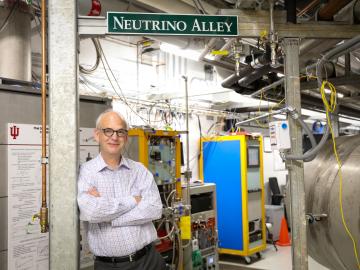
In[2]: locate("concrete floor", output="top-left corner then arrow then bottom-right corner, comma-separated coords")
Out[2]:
219,245 -> 330,270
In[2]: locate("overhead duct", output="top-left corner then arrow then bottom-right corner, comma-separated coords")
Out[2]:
299,39 -> 341,68
221,64 -> 277,95
318,0 -> 353,21
0,3 -> 32,81
354,0 -> 360,22
304,61 -> 337,78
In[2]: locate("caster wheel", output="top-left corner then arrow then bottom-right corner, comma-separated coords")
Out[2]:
256,252 -> 262,259
244,256 -> 252,264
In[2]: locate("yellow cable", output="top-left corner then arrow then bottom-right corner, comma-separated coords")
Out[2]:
270,97 -> 285,111
255,90 -> 286,128
255,90 -> 268,128
320,80 -> 360,269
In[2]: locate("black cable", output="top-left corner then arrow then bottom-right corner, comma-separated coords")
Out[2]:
192,0 -> 204,14
96,38 -> 151,124
197,114 -> 202,137
126,0 -> 133,11
197,114 -> 203,162
80,38 -> 101,74
196,0 -> 208,14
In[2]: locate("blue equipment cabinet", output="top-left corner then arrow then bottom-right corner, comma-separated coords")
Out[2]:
200,135 -> 266,258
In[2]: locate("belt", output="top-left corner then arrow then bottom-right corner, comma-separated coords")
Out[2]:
95,244 -> 152,263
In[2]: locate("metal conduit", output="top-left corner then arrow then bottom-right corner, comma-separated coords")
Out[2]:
40,0 -> 48,233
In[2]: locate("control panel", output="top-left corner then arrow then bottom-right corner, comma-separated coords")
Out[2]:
148,136 -> 177,185
269,120 -> 291,150
189,183 -> 219,270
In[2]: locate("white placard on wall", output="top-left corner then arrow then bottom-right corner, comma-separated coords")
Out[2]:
7,123 -> 98,270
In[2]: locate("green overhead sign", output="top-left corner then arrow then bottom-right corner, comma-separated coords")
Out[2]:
107,12 -> 238,36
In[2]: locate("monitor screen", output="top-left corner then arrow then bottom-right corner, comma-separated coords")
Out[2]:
248,146 -> 260,167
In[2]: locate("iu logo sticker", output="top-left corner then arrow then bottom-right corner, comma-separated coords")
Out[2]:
10,125 -> 20,139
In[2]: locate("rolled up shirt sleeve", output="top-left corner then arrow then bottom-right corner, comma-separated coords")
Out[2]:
77,165 -> 137,223
111,168 -> 162,227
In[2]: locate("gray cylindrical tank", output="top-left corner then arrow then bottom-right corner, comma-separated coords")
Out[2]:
0,4 -> 32,81
304,135 -> 360,270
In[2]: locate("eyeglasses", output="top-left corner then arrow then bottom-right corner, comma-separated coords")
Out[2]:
100,128 -> 128,137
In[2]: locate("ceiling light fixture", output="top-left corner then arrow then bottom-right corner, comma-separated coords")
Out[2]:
324,88 -> 344,98
159,42 -> 201,61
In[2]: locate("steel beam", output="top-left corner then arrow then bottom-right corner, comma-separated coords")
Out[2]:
283,38 -> 308,270
220,9 -> 360,39
48,0 -> 79,269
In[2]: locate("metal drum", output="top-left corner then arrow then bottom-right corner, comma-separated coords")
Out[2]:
304,135 -> 360,270
0,4 -> 32,81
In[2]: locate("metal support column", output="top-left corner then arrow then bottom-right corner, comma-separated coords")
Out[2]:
48,0 -> 79,269
283,38 -> 308,270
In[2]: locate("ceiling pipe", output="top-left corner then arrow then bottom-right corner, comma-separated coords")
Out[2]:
214,38 -> 235,61
354,0 -> 360,22
318,0 -> 353,20
250,78 -> 284,97
221,65 -> 254,89
230,105 -> 284,113
297,0 -> 319,17
198,37 -> 218,61
221,64 -> 276,93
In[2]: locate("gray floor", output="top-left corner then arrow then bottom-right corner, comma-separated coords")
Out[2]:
219,245 -> 329,270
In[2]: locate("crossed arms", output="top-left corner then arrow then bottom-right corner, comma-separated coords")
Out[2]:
77,167 -> 162,226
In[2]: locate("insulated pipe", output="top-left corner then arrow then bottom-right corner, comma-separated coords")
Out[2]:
318,0 -> 352,20
198,37 -> 218,61
354,0 -> 360,21
40,0 -> 48,233
221,64 -> 275,90
305,61 -> 336,78
250,78 -> 284,97
221,65 -> 254,89
283,108 -> 317,162
214,38 -> 235,61
297,0 -> 319,17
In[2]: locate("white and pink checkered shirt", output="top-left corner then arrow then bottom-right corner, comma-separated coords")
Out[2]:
77,154 -> 162,257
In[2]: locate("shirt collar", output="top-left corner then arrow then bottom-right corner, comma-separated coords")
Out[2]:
119,156 -> 131,169
95,153 -> 130,172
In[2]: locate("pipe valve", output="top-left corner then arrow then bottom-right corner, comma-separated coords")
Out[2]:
33,207 -> 49,233
232,39 -> 243,76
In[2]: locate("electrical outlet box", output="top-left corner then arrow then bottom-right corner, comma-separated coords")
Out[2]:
269,121 -> 291,150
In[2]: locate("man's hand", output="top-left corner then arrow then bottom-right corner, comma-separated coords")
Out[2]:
87,187 -> 100,197
134,196 -> 142,204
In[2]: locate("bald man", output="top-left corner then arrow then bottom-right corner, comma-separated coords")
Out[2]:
77,110 -> 166,270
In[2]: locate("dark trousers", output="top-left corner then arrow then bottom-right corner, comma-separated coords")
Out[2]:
94,245 -> 166,270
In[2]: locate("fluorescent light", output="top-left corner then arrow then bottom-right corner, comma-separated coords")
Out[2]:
160,42 -> 201,61
324,88 -> 344,98
205,54 -> 215,60
324,88 -> 331,94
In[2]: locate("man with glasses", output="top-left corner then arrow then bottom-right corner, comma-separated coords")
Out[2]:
77,109 -> 166,270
